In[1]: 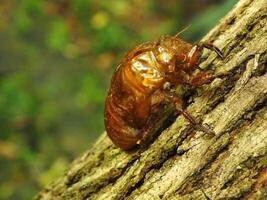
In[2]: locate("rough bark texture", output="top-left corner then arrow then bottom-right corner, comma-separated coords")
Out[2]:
35,0 -> 267,199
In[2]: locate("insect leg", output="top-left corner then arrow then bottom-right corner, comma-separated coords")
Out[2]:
198,43 -> 224,59
190,70 -> 231,87
136,116 -> 160,148
137,90 -> 174,148
189,71 -> 216,86
160,90 -> 215,136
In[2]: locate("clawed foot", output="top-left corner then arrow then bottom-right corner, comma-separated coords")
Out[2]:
193,123 -> 215,138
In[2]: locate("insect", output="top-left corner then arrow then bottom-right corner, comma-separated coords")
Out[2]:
104,33 -> 224,150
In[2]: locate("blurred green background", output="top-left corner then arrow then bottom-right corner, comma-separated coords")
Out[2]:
0,0 -> 236,199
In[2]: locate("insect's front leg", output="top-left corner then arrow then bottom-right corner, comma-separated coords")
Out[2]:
197,42 -> 224,59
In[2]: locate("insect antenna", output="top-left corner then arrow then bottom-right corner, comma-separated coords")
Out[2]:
174,24 -> 192,38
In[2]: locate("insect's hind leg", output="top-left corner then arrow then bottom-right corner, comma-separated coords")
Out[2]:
137,89 -> 215,148
137,110 -> 173,148
136,91 -> 176,148
159,90 -> 215,137
136,117 -> 160,148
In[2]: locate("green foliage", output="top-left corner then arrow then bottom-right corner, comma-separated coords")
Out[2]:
47,19 -> 70,51
183,0 -> 237,40
13,0 -> 42,33
0,0 -> 235,199
72,0 -> 91,18
78,72 -> 105,105
91,22 -> 130,53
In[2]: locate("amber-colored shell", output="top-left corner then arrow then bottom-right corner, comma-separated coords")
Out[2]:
104,35 -> 205,150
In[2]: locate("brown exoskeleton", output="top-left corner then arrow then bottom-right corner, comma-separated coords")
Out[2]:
104,34 -> 224,150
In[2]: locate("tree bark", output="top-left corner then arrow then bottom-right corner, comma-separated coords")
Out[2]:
35,0 -> 267,199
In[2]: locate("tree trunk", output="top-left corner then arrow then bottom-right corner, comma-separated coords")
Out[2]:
35,0 -> 267,199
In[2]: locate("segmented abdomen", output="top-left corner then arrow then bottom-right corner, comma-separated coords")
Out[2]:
104,50 -> 163,150
104,65 -> 144,150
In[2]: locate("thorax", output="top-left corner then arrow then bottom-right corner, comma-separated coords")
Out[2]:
128,50 -> 165,89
